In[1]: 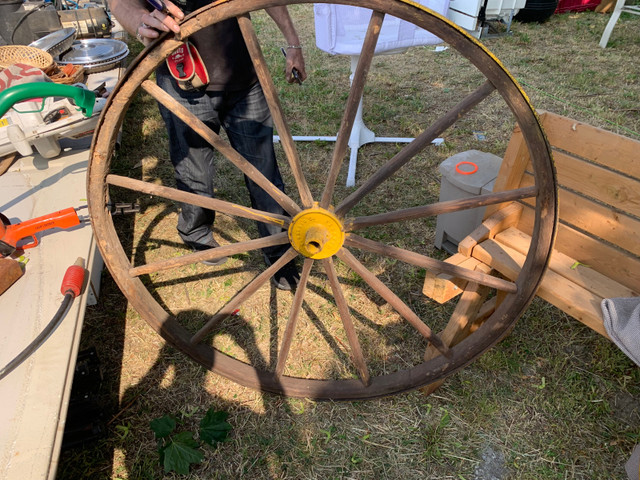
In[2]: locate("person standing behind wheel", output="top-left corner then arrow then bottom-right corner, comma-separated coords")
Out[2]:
108,0 -> 307,290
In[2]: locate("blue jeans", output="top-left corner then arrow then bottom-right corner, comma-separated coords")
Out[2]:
156,68 -> 287,258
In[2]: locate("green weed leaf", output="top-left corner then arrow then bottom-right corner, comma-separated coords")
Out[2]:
570,261 -> 590,270
150,414 -> 176,439
199,409 -> 232,446
161,431 -> 203,474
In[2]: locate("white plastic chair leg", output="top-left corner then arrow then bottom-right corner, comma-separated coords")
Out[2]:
600,0 -> 627,47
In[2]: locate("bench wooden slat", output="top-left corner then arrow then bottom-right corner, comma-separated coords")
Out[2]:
495,227 -> 639,300
520,173 -> 640,258
472,238 -> 610,338
519,206 -> 640,294
537,151 -> 640,219
541,112 -> 640,179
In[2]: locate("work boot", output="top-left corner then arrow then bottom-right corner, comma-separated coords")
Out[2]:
265,255 -> 300,291
191,239 -> 228,266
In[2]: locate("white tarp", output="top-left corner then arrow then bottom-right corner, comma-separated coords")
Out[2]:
314,2 -> 450,56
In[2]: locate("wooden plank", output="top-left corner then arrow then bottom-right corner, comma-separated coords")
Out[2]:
0,153 -> 18,176
520,173 -> 640,258
484,123 -> 530,217
422,253 -> 482,304
595,0 -> 616,12
0,258 -> 24,296
472,239 -> 610,338
421,267 -> 491,396
541,111 -> 640,179
496,227 -> 639,299
518,206 -> 640,293
458,202 -> 523,256
469,295 -> 498,332
549,150 -> 640,218
429,264 -> 493,352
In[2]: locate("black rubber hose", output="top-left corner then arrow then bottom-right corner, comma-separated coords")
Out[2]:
10,3 -> 48,44
0,291 -> 74,381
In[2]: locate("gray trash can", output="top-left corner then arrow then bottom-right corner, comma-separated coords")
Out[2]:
434,150 -> 502,253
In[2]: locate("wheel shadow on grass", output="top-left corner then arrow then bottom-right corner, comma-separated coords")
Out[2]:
56,303 -> 307,479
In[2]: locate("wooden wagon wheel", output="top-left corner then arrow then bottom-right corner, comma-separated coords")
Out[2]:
88,0 -> 557,399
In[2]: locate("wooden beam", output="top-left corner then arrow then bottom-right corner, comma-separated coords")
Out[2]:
422,254 -> 482,304
484,121 -> 532,217
421,263 -> 492,396
596,0 -> 616,12
472,238 -> 610,338
458,202 -> 523,257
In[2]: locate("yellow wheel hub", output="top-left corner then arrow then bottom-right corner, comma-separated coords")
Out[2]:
288,204 -> 345,259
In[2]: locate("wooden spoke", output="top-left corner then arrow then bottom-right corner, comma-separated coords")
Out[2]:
140,80 -> 301,216
129,232 -> 289,277
347,185 -> 537,231
336,248 -> 451,358
107,174 -> 290,228
237,15 -> 314,208
335,80 -> 497,217
345,234 -> 517,293
320,10 -> 385,208
275,258 -> 314,377
321,257 -> 371,386
190,248 -> 299,345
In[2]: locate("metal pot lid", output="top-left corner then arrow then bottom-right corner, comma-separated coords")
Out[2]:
56,38 -> 129,65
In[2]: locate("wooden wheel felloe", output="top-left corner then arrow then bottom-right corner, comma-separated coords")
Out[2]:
88,0 -> 557,400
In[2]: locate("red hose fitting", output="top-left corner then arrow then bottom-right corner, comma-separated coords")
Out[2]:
60,257 -> 86,298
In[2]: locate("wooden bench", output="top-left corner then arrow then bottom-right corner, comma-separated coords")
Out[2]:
422,111 -> 640,387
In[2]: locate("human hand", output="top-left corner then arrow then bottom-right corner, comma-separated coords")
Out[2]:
283,46 -> 307,84
136,0 -> 184,46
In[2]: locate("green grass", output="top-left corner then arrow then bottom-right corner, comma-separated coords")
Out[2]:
56,4 -> 640,480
